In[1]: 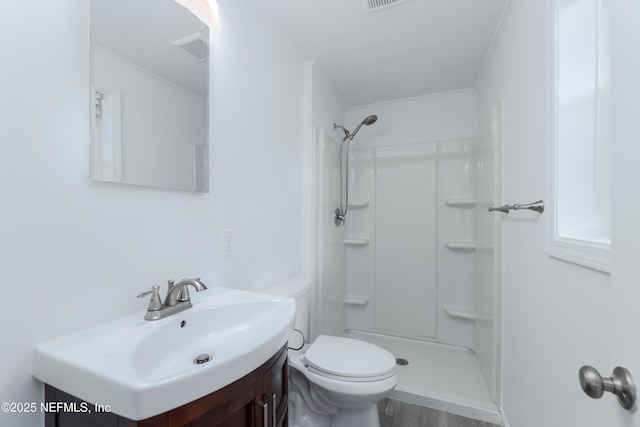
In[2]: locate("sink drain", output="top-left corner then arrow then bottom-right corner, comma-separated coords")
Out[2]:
396,358 -> 409,366
194,354 -> 213,364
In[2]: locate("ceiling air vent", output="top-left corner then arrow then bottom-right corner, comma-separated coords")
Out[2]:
173,33 -> 209,62
362,0 -> 408,13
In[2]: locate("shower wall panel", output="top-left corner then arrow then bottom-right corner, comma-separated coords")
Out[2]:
343,140 -> 477,348
340,90 -> 480,348
374,154 -> 438,338
436,143 -> 476,348
343,157 -> 376,330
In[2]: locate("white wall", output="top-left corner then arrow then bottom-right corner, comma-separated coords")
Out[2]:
211,0 -> 305,290
476,1 -> 612,425
0,1 -> 305,425
346,89 -> 477,148
308,63 -> 348,138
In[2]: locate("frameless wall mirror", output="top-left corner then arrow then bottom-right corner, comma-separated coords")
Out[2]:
90,0 -> 209,192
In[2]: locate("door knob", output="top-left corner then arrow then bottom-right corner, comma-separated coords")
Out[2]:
579,365 -> 637,410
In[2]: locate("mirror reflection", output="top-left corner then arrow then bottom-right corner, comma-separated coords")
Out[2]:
90,0 -> 209,192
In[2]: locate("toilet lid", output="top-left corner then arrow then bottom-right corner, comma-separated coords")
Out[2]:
303,335 -> 396,381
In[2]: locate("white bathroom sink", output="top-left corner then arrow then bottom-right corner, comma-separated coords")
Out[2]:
33,285 -> 295,420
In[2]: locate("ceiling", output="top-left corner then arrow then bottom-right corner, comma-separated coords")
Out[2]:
91,0 -> 507,107
254,0 -> 508,107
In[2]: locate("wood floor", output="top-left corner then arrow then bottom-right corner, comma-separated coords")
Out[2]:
378,398 -> 500,427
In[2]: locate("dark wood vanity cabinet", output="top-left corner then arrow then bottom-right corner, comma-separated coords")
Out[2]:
44,344 -> 288,427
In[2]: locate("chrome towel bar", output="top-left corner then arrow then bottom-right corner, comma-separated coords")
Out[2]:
488,200 -> 544,214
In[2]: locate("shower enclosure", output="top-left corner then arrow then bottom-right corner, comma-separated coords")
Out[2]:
311,96 -> 502,424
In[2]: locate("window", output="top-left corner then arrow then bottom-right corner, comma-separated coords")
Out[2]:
547,0 -> 611,272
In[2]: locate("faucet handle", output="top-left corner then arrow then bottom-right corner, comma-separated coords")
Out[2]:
137,285 -> 163,311
165,279 -> 175,299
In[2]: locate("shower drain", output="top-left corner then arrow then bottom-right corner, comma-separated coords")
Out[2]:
395,358 -> 409,366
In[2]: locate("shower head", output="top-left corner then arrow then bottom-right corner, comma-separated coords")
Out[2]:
349,115 -> 378,139
334,115 -> 378,142
350,115 -> 378,139
362,115 -> 378,125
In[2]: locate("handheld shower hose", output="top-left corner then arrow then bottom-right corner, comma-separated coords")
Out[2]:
333,115 -> 378,226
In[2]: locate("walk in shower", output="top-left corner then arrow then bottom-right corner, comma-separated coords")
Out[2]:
311,97 -> 502,424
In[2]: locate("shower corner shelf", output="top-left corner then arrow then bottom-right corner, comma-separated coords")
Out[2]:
444,240 -> 476,250
347,201 -> 370,209
445,198 -> 476,208
344,295 -> 370,306
344,238 -> 370,247
444,306 -> 477,321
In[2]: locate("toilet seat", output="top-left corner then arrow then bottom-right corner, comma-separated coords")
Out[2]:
303,335 -> 396,382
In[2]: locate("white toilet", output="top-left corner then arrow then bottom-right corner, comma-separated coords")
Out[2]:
262,277 -> 397,427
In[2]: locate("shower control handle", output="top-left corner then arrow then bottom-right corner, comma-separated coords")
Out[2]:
579,365 -> 637,410
335,208 -> 345,226
513,200 -> 544,213
488,204 -> 510,214
488,200 -> 544,214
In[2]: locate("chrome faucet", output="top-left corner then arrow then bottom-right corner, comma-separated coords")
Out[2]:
166,278 -> 208,305
137,278 -> 208,320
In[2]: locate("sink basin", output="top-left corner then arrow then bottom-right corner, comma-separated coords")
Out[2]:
33,285 -> 295,420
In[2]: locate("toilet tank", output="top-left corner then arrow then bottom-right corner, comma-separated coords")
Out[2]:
261,277 -> 310,339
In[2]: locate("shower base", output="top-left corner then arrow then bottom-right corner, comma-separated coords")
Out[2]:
343,330 -> 500,424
